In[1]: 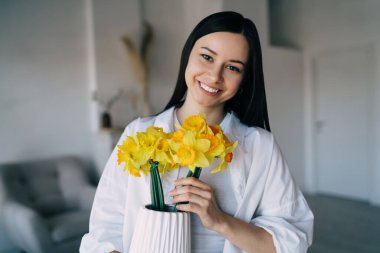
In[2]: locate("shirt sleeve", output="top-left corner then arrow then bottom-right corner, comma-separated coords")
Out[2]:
250,137 -> 314,253
80,121 -> 137,253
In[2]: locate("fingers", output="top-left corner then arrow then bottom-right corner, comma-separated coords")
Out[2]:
175,202 -> 200,213
170,178 -> 213,202
171,190 -> 209,205
170,185 -> 212,200
174,177 -> 212,191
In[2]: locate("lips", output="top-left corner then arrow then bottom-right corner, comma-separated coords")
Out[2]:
198,81 -> 220,94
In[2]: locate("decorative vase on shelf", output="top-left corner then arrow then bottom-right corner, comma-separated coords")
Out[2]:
129,205 -> 191,253
101,112 -> 112,128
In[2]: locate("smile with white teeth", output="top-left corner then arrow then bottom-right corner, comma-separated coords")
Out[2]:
199,82 -> 220,93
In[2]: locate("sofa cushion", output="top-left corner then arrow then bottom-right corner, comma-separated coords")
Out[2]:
47,210 -> 90,243
57,157 -> 89,210
3,161 -> 67,216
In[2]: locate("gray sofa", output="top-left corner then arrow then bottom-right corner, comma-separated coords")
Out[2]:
0,156 -> 96,253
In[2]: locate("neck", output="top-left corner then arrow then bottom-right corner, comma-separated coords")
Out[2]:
176,100 -> 225,125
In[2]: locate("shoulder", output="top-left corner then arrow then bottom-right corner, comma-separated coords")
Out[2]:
122,116 -> 154,135
229,113 -> 274,151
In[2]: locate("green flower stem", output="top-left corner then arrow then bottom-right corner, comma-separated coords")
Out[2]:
185,167 -> 202,178
192,167 -> 202,179
186,170 -> 193,177
150,161 -> 165,211
175,167 -> 203,211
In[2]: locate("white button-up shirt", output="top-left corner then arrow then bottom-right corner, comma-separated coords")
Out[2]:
80,107 -> 314,253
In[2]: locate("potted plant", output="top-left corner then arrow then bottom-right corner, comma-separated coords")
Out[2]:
117,114 -> 237,253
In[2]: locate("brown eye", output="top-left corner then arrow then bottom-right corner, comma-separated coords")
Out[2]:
226,65 -> 242,73
201,54 -> 213,62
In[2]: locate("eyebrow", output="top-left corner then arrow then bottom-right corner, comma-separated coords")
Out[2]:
200,46 -> 246,66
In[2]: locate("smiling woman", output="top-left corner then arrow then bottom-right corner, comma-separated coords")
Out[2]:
80,11 -> 313,253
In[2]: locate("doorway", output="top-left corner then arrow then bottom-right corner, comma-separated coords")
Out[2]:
313,45 -> 374,201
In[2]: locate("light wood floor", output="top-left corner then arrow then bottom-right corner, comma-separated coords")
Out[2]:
306,194 -> 380,253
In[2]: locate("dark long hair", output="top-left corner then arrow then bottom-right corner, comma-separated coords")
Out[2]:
164,11 -> 271,131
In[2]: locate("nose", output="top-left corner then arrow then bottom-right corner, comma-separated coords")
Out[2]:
207,65 -> 223,83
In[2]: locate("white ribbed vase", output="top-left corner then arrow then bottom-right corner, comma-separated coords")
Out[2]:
129,205 -> 191,253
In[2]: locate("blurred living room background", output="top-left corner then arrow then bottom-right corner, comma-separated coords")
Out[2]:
0,0 -> 379,252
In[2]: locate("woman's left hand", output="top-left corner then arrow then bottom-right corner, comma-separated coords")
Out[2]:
169,177 -> 226,231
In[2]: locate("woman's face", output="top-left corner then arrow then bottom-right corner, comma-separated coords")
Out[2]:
184,32 -> 249,111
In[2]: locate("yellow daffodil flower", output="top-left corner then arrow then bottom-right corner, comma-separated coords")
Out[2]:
176,114 -> 207,135
117,127 -> 174,177
170,130 -> 211,172
211,138 -> 238,174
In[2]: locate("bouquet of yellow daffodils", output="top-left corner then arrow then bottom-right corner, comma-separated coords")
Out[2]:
117,114 -> 237,211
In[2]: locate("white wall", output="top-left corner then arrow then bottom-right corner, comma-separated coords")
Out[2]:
0,0 -> 93,251
265,48 -> 304,187
224,0 -> 269,46
183,0 -> 223,36
143,0 -> 188,113
92,0 -> 142,127
0,0 -> 93,164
